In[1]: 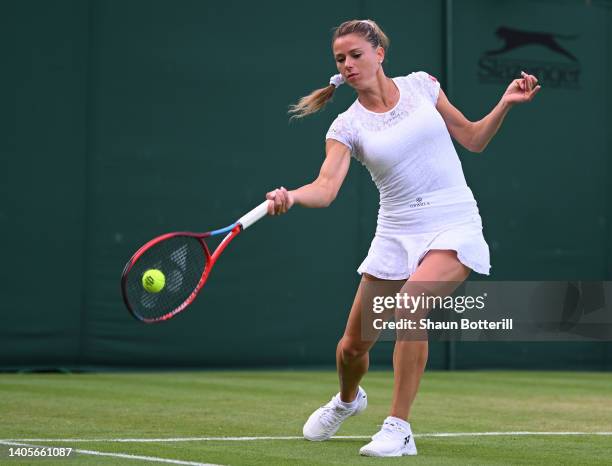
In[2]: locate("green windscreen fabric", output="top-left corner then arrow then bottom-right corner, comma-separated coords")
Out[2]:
2,0 -> 610,370
1,0 -> 89,367
451,0 -> 610,280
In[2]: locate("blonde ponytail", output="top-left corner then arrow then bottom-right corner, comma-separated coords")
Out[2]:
288,84 -> 336,119
288,19 -> 390,119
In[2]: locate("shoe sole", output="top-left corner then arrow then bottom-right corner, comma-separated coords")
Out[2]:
359,448 -> 417,457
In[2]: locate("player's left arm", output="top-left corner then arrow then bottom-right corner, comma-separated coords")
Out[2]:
436,71 -> 541,153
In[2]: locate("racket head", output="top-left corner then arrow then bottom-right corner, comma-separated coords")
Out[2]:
121,233 -> 211,323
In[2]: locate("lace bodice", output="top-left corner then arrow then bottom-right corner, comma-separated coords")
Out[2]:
326,71 -> 468,202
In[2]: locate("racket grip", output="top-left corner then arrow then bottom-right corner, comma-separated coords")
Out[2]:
237,200 -> 270,230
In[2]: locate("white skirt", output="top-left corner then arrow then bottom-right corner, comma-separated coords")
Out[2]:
357,185 -> 491,280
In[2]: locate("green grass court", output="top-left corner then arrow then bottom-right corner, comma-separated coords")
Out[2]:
1,371 -> 611,465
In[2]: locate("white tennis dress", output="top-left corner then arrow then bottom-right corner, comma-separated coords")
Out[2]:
326,71 -> 491,279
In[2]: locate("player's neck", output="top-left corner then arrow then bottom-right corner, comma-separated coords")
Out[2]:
357,74 -> 399,113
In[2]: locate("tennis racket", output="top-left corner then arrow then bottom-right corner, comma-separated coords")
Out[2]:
121,200 -> 269,323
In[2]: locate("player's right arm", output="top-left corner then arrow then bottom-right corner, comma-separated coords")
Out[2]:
267,139 -> 350,215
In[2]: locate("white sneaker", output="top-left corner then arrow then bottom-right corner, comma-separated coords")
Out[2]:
303,386 -> 367,441
359,416 -> 417,457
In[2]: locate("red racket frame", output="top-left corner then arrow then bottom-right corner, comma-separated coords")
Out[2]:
121,224 -> 242,323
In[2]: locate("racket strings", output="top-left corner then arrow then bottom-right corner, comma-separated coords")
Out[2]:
124,236 -> 208,321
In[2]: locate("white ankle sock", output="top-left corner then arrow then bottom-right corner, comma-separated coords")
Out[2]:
385,416 -> 411,431
336,388 -> 361,408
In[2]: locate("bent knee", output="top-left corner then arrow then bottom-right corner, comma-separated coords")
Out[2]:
339,337 -> 370,360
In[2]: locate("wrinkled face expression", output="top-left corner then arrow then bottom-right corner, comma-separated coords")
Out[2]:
333,33 -> 384,89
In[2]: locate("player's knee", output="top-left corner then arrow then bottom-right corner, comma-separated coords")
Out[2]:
339,337 -> 369,361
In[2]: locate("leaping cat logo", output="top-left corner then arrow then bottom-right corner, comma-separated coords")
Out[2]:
486,26 -> 578,62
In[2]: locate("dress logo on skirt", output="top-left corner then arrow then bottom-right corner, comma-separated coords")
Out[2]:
409,197 -> 431,208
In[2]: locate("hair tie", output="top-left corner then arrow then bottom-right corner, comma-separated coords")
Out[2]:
329,74 -> 345,88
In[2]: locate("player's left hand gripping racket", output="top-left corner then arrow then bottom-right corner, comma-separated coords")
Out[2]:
121,200 -> 269,323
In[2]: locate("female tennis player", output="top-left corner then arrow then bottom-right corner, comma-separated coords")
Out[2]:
266,19 -> 540,457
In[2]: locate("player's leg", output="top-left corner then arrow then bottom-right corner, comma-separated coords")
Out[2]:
391,250 -> 470,420
360,249 -> 470,456
303,273 -> 402,441
336,272 -> 397,401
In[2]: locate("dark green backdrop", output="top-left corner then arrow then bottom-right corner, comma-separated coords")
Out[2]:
3,0 -> 611,370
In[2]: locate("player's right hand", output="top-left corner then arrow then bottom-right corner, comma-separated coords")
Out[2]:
266,187 -> 294,215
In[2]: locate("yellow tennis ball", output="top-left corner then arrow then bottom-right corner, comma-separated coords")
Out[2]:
142,269 -> 165,293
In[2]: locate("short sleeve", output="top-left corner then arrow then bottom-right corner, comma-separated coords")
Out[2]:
325,114 -> 354,151
410,71 -> 441,106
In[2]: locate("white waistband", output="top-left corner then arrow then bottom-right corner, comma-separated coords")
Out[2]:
377,185 -> 482,234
